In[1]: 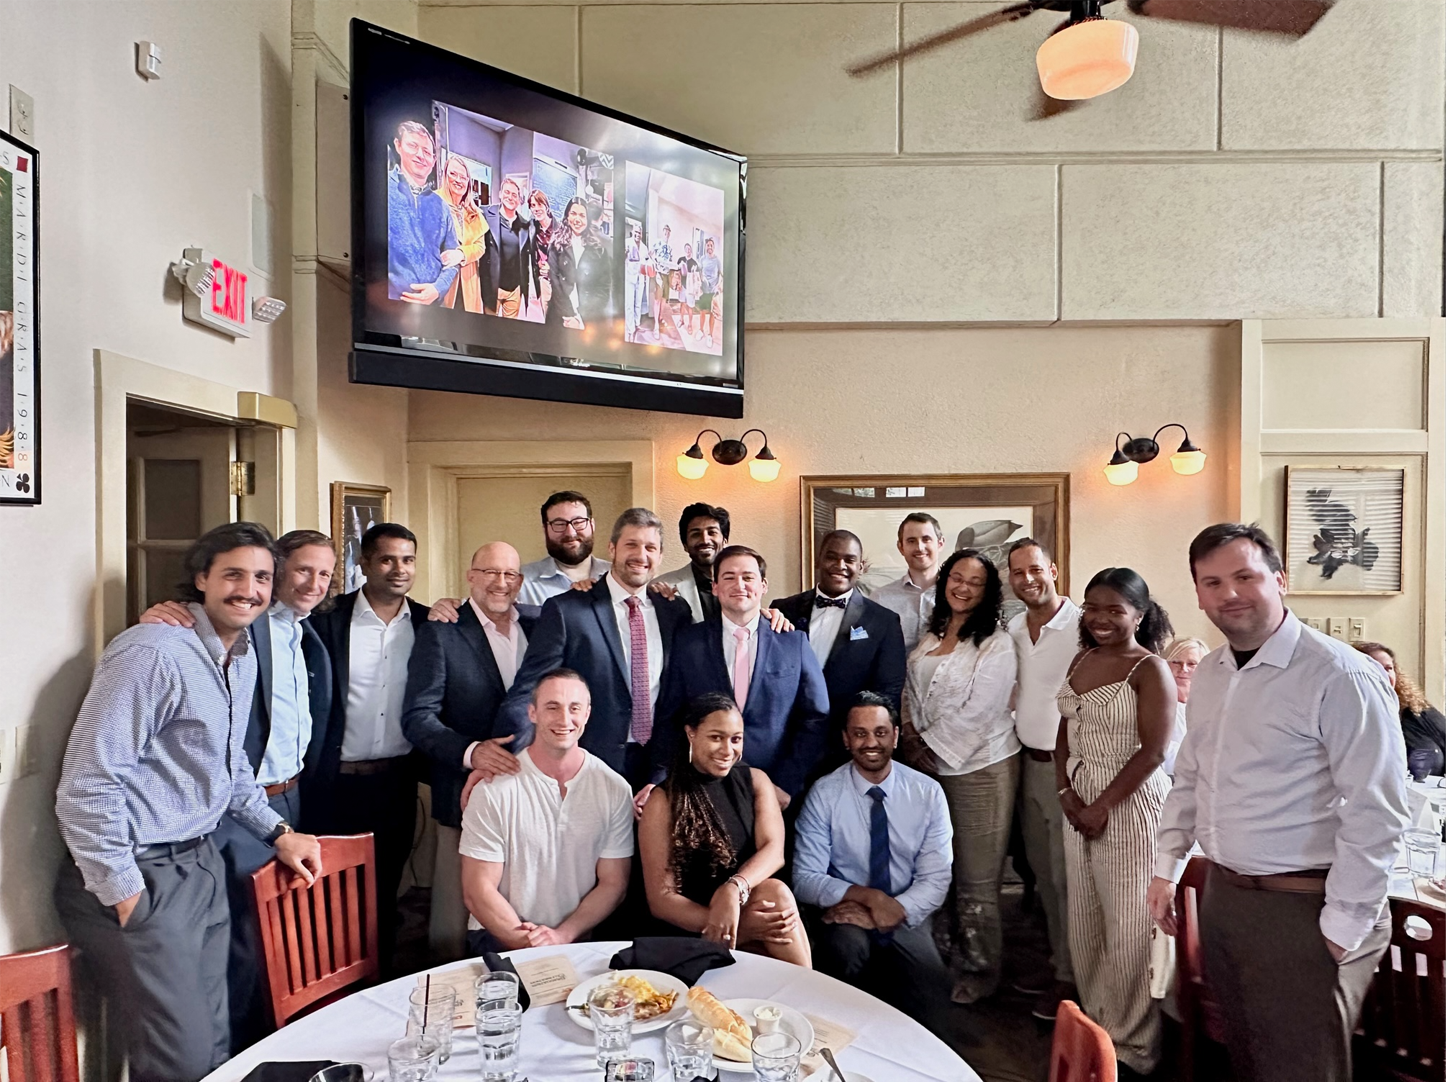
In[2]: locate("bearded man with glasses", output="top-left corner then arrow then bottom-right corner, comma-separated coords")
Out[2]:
403,540 -> 542,961
518,490 -> 611,607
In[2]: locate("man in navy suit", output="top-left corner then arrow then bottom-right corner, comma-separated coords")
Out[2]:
308,523 -> 431,971
137,529 -> 338,1049
657,545 -> 830,808
774,530 -> 906,774
403,541 -> 540,962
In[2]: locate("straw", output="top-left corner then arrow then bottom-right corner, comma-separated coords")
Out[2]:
423,974 -> 431,1029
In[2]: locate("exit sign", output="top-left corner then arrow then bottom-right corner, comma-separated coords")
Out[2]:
180,247 -> 252,338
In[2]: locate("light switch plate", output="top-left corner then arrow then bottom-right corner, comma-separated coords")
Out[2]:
1304,617 -> 1324,632
9,85 -> 34,142
1348,617 -> 1366,642
13,725 -> 36,777
1327,617 -> 1348,640
0,728 -> 14,784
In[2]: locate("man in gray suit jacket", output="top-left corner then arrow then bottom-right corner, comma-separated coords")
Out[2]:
653,502 -> 729,623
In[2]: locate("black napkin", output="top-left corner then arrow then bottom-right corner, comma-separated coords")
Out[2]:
609,937 -> 736,986
481,951 -> 532,1011
238,1062 -> 334,1082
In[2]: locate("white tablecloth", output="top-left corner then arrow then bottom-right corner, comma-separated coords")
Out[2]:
203,942 -> 981,1082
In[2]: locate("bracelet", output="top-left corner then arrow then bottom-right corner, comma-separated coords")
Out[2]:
1057,786 -> 1073,798
727,875 -> 751,906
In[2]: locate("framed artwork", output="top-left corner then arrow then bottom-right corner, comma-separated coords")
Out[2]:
1284,466 -> 1404,595
330,482 -> 391,596
800,474 -> 1070,615
0,130 -> 38,505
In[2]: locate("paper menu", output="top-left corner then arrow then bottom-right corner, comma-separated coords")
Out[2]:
413,965 -> 483,1028
513,955 -> 580,1005
801,1014 -> 857,1076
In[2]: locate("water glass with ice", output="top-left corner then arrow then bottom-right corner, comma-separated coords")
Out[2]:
386,1035 -> 441,1082
1405,827 -> 1441,877
664,1019 -> 713,1080
475,969 -> 521,1011
406,985 -> 457,1063
588,984 -> 636,1068
751,1031 -> 802,1082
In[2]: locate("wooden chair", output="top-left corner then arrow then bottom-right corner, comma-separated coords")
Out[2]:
1355,897 -> 1446,1082
1049,999 -> 1117,1082
0,944 -> 80,1082
252,833 -> 379,1027
1176,856 -> 1228,1082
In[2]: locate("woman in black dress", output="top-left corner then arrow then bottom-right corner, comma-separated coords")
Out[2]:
639,693 -> 811,967
1356,641 -> 1446,775
546,195 -> 613,331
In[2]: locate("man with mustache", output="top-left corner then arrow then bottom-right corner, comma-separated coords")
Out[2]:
138,529 -> 338,1048
308,522 -> 431,970
55,522 -> 323,1082
653,501 -> 730,622
517,490 -> 610,608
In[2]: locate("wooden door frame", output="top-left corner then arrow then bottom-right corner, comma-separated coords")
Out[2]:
407,440 -> 655,602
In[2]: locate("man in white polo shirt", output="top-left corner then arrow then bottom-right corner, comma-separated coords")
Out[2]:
459,667 -> 633,952
1005,537 -> 1081,1021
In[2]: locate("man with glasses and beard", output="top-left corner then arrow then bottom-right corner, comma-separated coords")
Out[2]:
518,490 -> 610,608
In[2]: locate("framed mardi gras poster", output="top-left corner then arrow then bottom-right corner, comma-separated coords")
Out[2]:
0,130 -> 38,505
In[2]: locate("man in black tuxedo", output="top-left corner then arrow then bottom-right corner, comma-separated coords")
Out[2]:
403,541 -> 540,962
773,530 -> 906,774
308,522 -> 431,971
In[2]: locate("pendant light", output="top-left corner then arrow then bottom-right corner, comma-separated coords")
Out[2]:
1036,0 -> 1139,101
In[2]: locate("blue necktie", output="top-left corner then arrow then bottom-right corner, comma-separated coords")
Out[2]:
866,786 -> 891,893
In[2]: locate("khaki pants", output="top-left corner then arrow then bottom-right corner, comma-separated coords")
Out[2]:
1019,751 -> 1073,983
429,824 -> 469,963
497,286 -> 521,318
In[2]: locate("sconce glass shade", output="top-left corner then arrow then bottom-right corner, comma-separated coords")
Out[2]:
1104,456 -> 1139,486
676,451 -> 708,480
749,456 -> 781,483
1170,448 -> 1208,476
1036,18 -> 1139,100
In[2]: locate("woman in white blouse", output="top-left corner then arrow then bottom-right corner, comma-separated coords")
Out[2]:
900,548 -> 1019,1005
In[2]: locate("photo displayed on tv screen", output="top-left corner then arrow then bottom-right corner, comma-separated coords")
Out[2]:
354,21 -> 745,414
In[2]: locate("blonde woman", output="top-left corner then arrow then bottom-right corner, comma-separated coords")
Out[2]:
1161,637 -> 1208,777
439,155 -> 488,313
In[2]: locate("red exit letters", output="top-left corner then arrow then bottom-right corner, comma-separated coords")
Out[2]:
209,259 -> 248,324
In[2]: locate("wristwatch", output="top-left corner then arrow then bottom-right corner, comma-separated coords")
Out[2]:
265,821 -> 294,845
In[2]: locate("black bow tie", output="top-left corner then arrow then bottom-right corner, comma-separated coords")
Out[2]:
815,595 -> 848,609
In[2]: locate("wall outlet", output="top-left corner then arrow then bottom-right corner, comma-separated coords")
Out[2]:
0,728 -> 13,784
1327,617 -> 1349,640
13,725 -> 36,777
9,85 -> 34,142
1349,617 -> 1366,642
1304,617 -> 1324,632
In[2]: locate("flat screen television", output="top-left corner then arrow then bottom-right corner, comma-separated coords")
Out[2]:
349,20 -> 747,417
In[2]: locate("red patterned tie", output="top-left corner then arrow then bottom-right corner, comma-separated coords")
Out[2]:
625,596 -> 652,743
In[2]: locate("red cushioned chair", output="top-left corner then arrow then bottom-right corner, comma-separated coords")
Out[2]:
1355,897 -> 1446,1082
1176,856 -> 1228,1082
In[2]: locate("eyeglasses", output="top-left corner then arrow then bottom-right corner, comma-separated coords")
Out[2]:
470,568 -> 522,583
546,517 -> 592,534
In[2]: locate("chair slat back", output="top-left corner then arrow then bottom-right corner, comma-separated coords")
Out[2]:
1356,897 -> 1446,1082
1049,999 -> 1117,1082
251,834 -> 379,1027
1176,857 -> 1229,1043
0,944 -> 80,1082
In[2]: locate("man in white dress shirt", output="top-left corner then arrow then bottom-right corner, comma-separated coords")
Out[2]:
872,512 -> 945,653
1148,523 -> 1408,1082
654,501 -> 729,622
1004,537 -> 1081,1020
518,490 -> 610,607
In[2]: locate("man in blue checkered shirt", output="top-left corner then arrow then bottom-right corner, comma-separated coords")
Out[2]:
55,522 -> 323,1082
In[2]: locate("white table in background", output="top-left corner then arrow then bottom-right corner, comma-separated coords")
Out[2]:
203,941 -> 981,1082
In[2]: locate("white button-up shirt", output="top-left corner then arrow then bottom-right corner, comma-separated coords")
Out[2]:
807,589 -> 853,667
257,602 -> 312,785
462,599 -> 530,767
340,590 -> 415,761
721,612 -> 761,686
872,573 -> 937,653
606,573 -> 663,740
1155,610 -> 1408,951
517,555 -> 610,608
1007,598 -> 1082,751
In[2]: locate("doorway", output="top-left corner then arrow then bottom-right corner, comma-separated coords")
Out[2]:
456,467 -> 632,569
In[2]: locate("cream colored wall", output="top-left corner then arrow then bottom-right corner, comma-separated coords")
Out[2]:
409,324 -> 1242,641
0,0 -> 295,951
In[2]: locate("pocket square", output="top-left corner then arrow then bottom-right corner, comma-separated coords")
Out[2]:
850,626 -> 869,641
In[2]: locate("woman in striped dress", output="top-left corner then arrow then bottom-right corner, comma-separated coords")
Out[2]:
1055,567 -> 1175,1077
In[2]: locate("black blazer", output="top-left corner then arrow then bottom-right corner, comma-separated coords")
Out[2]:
479,204 -> 540,311
496,577 -> 693,778
242,614 -> 333,781
401,602 -> 540,828
305,590 -> 432,823
546,232 -> 613,326
772,589 -> 907,770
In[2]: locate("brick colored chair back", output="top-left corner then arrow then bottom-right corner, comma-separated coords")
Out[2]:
1049,999 -> 1116,1082
1176,856 -> 1228,1081
0,944 -> 79,1082
1355,897 -> 1446,1082
252,833 -> 379,1027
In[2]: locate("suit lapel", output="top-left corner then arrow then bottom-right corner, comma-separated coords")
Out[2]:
826,591 -> 868,668
591,579 -> 630,683
793,590 -> 816,634
458,602 -> 504,687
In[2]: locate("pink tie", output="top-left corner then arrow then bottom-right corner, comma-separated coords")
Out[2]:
625,596 -> 652,743
732,626 -> 751,709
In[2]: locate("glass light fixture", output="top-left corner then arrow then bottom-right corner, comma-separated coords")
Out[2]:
1104,449 -> 1139,486
749,442 -> 781,482
677,428 -> 780,482
1104,424 -> 1206,486
1036,1 -> 1139,101
676,448 -> 708,480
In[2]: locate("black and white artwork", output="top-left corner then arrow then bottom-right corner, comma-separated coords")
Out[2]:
1285,467 -> 1404,595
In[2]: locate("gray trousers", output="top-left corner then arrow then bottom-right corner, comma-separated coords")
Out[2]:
1018,751 -> 1073,983
55,837 -> 230,1082
813,913 -> 954,1038
1199,867 -> 1390,1082
429,823 -> 469,963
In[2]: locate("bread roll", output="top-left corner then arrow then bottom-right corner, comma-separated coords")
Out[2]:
712,1029 -> 753,1063
686,986 -> 750,1042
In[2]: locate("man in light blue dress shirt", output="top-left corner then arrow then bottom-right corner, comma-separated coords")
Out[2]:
794,690 -> 954,1034
518,490 -> 610,607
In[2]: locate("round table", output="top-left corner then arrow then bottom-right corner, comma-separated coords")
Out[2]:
205,942 -> 981,1082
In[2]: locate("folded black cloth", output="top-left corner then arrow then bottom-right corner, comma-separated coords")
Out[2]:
238,1062 -> 334,1082
610,937 -> 736,986
480,951 -> 532,1011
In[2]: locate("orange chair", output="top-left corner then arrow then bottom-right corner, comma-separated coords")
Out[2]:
1355,898 -> 1446,1082
1175,856 -> 1228,1082
1049,999 -> 1117,1082
0,943 -> 80,1082
252,833 -> 379,1027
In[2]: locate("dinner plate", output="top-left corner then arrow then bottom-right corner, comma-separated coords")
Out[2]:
713,998 -> 816,1073
564,970 -> 689,1034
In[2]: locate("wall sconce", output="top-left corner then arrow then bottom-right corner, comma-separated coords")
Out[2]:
1104,424 -> 1207,486
677,429 -> 780,482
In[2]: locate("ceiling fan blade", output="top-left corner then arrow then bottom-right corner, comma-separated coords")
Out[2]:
847,0 -> 1058,77
1124,0 -> 1333,36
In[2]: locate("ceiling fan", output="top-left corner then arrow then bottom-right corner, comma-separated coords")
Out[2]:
849,0 -> 1334,103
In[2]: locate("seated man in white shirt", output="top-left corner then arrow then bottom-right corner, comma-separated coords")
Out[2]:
460,667 -> 634,953
794,691 -> 954,1035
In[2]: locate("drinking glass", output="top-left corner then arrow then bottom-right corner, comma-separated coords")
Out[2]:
407,985 -> 458,1063
751,1032 -> 802,1082
1405,827 -> 1441,877
386,1035 -> 441,1082
664,1019 -> 713,1080
475,1002 -> 524,1082
588,984 -> 636,1068
604,1058 -> 656,1081
475,969 -> 521,1011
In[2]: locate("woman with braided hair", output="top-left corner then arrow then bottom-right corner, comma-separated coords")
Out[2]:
639,692 -> 812,966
